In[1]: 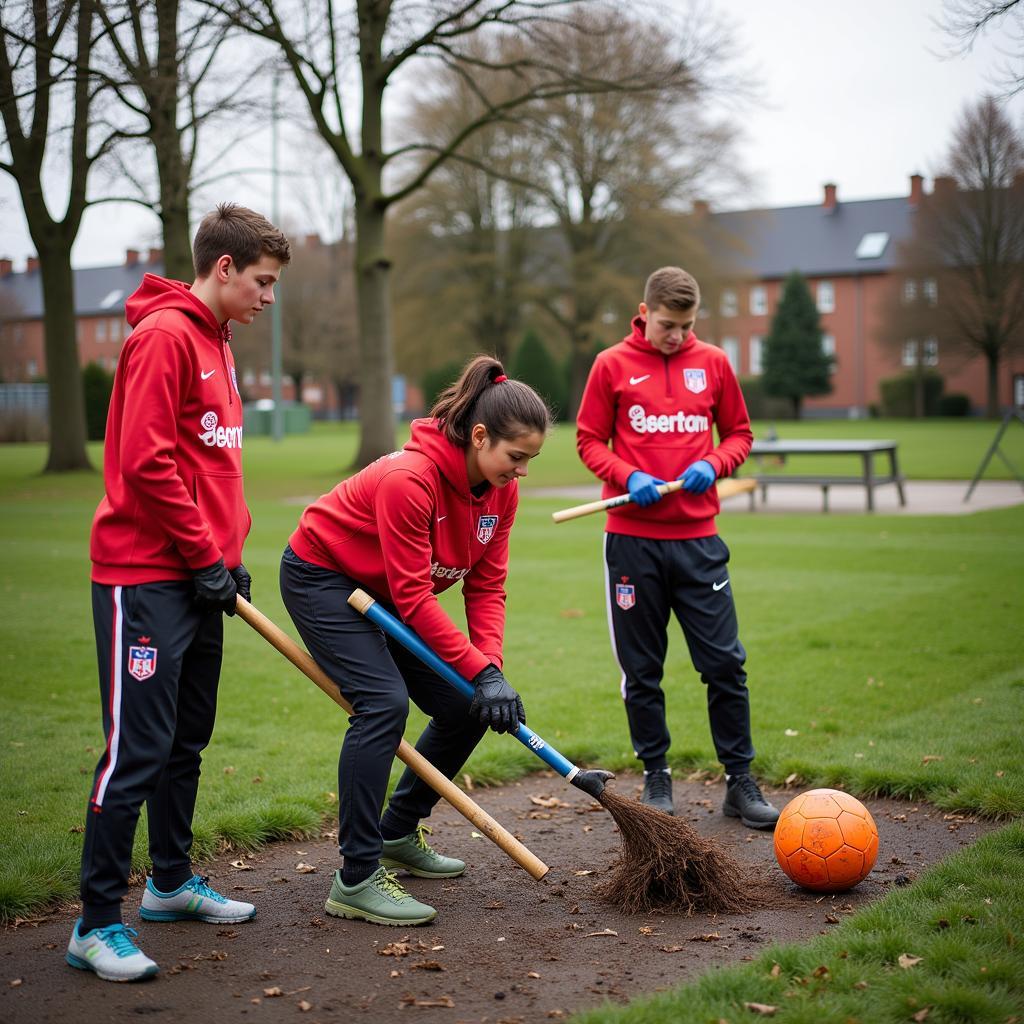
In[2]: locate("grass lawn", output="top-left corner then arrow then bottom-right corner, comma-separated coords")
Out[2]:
1,422 -> 1022,1019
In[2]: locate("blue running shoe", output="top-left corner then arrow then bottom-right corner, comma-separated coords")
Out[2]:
65,920 -> 158,982
139,874 -> 256,923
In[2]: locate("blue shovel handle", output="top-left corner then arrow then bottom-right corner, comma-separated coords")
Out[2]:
347,588 -> 583,782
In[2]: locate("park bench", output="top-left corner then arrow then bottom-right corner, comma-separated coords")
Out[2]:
740,439 -> 906,512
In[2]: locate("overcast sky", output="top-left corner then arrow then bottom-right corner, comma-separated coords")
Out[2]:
1,0 -> 1022,270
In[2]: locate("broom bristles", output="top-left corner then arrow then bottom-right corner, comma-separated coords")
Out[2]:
594,790 -> 758,915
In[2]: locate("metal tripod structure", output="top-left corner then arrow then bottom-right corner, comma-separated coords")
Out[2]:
964,407 -> 1024,502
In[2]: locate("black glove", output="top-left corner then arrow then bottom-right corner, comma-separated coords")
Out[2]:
469,664 -> 526,734
193,558 -> 238,616
230,564 -> 252,604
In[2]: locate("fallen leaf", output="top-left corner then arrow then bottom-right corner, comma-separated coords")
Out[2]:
921,755 -> 943,764
769,963 -> 781,978
294,862 -> 317,873
784,773 -> 799,785
585,929 -> 617,937
68,825 -> 85,834
573,870 -> 595,877
530,795 -> 570,809
470,831 -> 483,838
527,971 -> 541,979
898,954 -> 923,969
462,774 -> 474,790
230,858 -> 253,871
996,770 -> 1005,778
690,932 -> 721,942
784,729 -> 799,737
825,914 -> 840,924
390,970 -> 402,978
483,901 -> 505,910
411,960 -> 445,972
744,1002 -> 778,1016
912,1009 -> 931,1022
264,986 -> 284,997
853,980 -> 869,990
639,926 -> 655,936
812,965 -> 829,978
223,765 -> 235,775
398,994 -> 455,1008
659,945 -> 685,953
9,979 -> 23,988
251,776 -> 263,784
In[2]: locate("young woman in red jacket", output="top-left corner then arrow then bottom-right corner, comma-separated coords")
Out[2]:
281,356 -> 549,926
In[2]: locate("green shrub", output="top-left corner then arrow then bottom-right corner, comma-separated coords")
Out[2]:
420,360 -> 464,411
879,371 -> 944,417
511,329 -> 568,420
738,376 -> 794,420
82,362 -> 114,441
938,393 -> 971,417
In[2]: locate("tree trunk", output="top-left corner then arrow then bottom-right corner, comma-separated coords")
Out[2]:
352,198 -> 396,466
38,246 -> 91,472
985,350 -> 1000,418
153,0 -> 193,281
792,395 -> 802,419
914,362 -> 925,419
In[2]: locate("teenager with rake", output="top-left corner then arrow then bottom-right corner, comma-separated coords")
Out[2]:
280,356 -> 549,926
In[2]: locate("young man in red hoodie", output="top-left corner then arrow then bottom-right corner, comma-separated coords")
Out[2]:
67,205 -> 290,982
281,356 -> 549,926
576,266 -> 779,830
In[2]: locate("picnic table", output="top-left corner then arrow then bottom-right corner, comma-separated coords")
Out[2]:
741,439 -> 906,512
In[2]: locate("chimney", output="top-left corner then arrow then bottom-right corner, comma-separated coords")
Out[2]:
823,183 -> 837,211
0,258 -> 12,278
147,247 -> 163,264
691,199 -> 710,219
26,256 -> 39,273
932,176 -> 957,199
909,173 -> 924,206
125,248 -> 140,267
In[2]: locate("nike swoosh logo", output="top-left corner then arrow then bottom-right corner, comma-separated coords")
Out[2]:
201,369 -> 216,380
629,374 -> 650,385
712,579 -> 729,591
437,515 -> 447,523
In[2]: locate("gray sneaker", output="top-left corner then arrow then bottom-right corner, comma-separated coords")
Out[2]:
641,767 -> 674,815
381,825 -> 466,878
325,866 -> 437,926
723,773 -> 780,830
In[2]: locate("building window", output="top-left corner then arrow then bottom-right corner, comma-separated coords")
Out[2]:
720,289 -> 738,318
26,360 -> 37,377
902,339 -> 938,367
721,337 -> 740,373
749,335 -> 763,375
96,319 -> 107,342
855,231 -> 889,259
109,318 -> 121,341
749,286 -> 767,316
816,281 -> 835,314
822,333 -> 836,372
698,306 -> 710,319
259,371 -> 272,387
242,368 -> 256,387
76,322 -> 84,343
902,279 -> 917,304
923,278 -> 938,306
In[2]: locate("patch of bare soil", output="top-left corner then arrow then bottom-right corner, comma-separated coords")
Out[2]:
0,774 -> 996,1024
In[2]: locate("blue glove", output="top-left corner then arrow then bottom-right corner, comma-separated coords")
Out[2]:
679,460 -> 716,494
627,471 -> 666,507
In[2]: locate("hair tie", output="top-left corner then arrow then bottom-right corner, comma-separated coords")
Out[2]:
493,374 -> 508,384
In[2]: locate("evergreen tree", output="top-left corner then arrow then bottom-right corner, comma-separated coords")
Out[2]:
511,329 -> 568,420
761,272 -> 834,418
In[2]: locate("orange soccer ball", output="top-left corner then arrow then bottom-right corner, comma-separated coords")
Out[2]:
773,788 -> 879,892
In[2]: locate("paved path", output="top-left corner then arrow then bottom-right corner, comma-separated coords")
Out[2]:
527,480 -> 1024,516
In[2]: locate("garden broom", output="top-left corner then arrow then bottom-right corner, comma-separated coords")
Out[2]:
347,589 -> 755,915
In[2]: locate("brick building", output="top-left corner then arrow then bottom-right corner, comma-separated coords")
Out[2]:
697,174 -> 1024,416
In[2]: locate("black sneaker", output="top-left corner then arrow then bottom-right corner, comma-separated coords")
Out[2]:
640,768 -> 674,815
723,773 -> 780,830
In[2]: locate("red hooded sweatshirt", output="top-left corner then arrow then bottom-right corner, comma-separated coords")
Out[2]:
576,316 -> 752,540
90,274 -> 249,584
289,418 -> 516,681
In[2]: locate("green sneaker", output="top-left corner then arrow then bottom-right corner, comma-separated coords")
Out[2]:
381,824 -> 466,879
324,867 -> 437,926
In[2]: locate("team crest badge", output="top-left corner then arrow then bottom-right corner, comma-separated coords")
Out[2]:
615,580 -> 636,611
230,365 -> 240,396
684,368 -> 707,394
128,640 -> 157,681
476,514 -> 499,543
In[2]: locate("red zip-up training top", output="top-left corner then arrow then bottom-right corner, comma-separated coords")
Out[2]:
90,274 -> 250,584
576,316 -> 753,539
289,418 -> 516,682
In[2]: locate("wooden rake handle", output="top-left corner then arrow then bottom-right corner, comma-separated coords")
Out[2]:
551,477 -> 757,523
233,596 -> 549,880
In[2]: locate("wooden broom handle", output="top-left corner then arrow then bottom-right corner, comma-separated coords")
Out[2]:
552,476 -> 756,523
234,597 -> 549,880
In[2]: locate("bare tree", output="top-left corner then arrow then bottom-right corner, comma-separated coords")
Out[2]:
0,0 -> 109,471
888,96 -> 1024,416
91,0 -> 260,280
939,1 -> 1024,95
198,0 -> 716,466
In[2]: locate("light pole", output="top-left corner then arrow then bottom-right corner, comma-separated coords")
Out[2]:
270,70 -> 284,443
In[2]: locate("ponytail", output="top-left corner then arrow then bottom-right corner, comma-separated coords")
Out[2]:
431,355 -> 552,446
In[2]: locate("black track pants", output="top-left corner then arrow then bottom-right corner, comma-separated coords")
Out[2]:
603,533 -> 755,775
81,581 -> 222,925
279,546 -> 487,867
